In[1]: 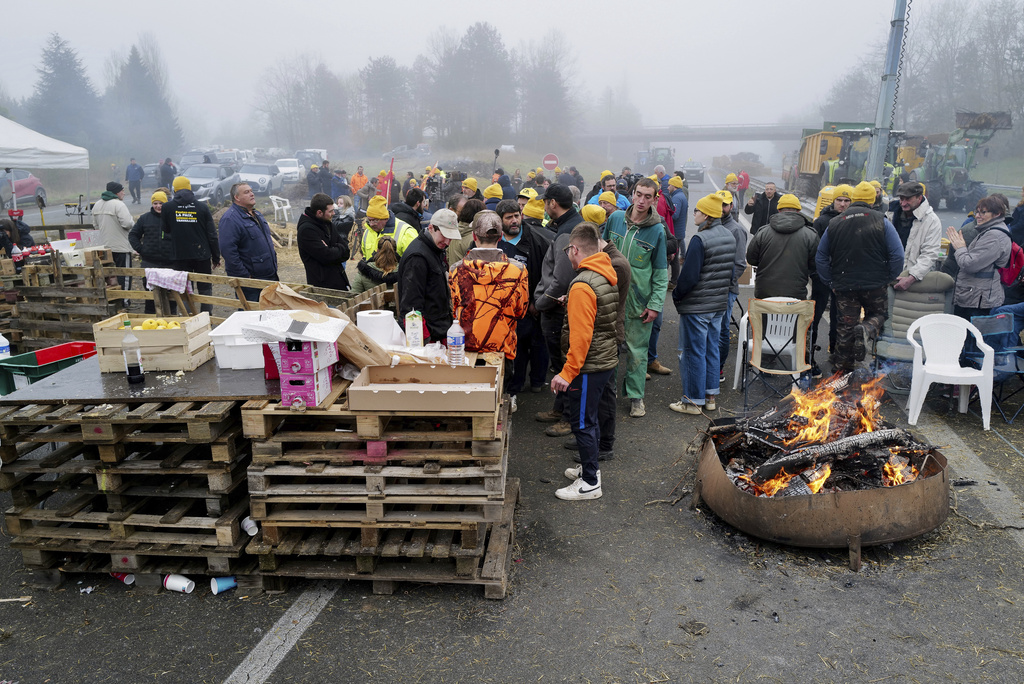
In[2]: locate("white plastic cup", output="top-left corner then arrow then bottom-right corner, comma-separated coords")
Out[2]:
210,576 -> 237,595
241,516 -> 259,536
163,574 -> 195,594
110,571 -> 135,585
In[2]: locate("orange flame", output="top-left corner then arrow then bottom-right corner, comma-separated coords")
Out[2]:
883,451 -> 919,486
783,385 -> 839,446
856,376 -> 886,433
806,464 -> 832,493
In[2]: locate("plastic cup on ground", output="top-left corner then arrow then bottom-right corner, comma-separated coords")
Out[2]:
210,576 -> 238,595
241,516 -> 258,536
110,572 -> 135,585
163,574 -> 195,593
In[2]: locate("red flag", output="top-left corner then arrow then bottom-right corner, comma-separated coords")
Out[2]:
385,158 -> 395,204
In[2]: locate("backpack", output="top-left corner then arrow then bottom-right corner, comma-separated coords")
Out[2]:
989,226 -> 1024,285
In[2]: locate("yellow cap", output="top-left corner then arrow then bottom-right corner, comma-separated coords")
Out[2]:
777,194 -> 802,211
523,198 -> 545,220
695,194 -> 724,218
581,204 -> 607,225
311,164 -> 318,170
527,171 -> 536,179
668,176 -> 684,189
462,178 -> 478,193
172,176 -> 190,191
869,180 -> 882,190
518,187 -> 538,200
716,189 -> 733,205
483,183 -> 503,199
725,173 -> 738,183
151,191 -> 168,203
852,181 -> 876,203
832,184 -> 854,199
598,191 -> 616,205
601,170 -> 613,179
365,195 -> 390,220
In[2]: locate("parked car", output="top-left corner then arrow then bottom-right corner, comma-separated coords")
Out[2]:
178,164 -> 239,204
275,158 -> 302,183
180,148 -> 215,168
383,144 -> 432,161
680,161 -> 706,184
0,169 -> 46,208
141,163 -> 163,189
238,163 -> 284,195
295,150 -> 323,171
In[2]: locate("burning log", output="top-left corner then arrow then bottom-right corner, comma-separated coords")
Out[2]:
754,429 -> 912,479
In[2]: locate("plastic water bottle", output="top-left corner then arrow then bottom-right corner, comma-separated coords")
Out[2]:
0,331 -> 9,359
121,330 -> 145,385
446,320 -> 465,366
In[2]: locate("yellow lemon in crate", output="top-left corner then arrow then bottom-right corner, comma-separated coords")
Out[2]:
155,318 -> 168,327
156,325 -> 168,330
141,319 -> 158,330
167,321 -> 181,329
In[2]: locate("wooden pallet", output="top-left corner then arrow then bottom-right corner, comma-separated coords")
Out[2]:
0,401 -> 242,463
12,534 -> 255,576
5,491 -> 249,548
250,478 -> 518,599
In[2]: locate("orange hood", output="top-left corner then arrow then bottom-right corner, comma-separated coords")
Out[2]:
578,251 -> 618,285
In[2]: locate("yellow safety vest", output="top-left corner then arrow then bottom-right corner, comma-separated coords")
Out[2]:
361,218 -> 417,261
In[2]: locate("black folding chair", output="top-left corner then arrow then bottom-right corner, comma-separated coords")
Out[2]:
968,313 -> 1024,423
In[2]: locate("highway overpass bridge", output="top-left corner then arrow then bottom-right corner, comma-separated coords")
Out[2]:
574,124 -> 811,145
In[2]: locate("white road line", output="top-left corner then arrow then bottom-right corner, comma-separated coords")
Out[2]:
223,583 -> 337,684
914,409 -> 1024,549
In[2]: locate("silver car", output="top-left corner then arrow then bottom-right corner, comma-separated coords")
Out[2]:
275,158 -> 302,183
179,164 -> 240,204
238,163 -> 284,195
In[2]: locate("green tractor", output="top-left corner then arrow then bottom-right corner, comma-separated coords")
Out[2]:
916,112 -> 1011,211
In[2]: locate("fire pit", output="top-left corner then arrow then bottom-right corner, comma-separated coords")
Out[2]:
692,373 -> 949,570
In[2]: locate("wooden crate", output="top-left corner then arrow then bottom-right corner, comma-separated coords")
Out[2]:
92,312 -> 213,372
248,478 -> 519,599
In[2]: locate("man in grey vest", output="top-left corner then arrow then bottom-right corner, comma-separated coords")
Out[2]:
552,224 -> 620,501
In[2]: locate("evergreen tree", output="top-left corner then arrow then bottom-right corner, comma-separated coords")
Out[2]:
26,33 -> 102,148
104,45 -> 183,162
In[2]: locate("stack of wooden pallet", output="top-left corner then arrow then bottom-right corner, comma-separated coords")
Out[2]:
0,399 -> 254,587
240,365 -> 518,599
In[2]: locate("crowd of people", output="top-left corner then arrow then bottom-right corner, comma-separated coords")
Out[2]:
8,155 -> 1022,502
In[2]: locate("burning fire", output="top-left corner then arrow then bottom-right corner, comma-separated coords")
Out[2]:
806,464 -> 832,493
883,450 -> 919,486
759,468 -> 796,497
782,374 -> 887,447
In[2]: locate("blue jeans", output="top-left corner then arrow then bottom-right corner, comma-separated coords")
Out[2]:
647,307 -> 663,364
718,291 -> 738,371
678,310 -> 725,405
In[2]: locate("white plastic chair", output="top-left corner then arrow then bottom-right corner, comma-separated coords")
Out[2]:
732,296 -> 801,391
906,313 -> 993,430
270,195 -> 292,223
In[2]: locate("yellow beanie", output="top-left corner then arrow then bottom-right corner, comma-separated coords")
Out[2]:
581,204 -> 607,226
832,184 -> 854,199
425,166 -> 432,173
601,170 -> 613,179
527,171 -> 536,179
172,176 -> 190,191
598,191 -> 616,205
151,190 -> 168,203
310,164 -> 319,170
462,177 -> 478,193
695,193 -> 724,219
716,189 -> 733,205
852,181 -> 876,203
777,194 -> 802,211
725,173 -> 738,183
523,198 -> 545,221
869,180 -> 882,190
554,166 -> 562,173
483,183 -> 503,199
379,170 -> 387,176
668,175 -> 684,189
366,195 -> 390,220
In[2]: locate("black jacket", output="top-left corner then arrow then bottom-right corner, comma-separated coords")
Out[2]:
826,203 -> 892,292
389,201 -> 421,231
319,167 -> 332,196
129,208 -> 175,265
297,208 -> 350,291
745,192 -> 781,236
159,162 -> 176,187
498,222 -> 551,307
162,189 -> 219,262
812,205 -> 841,238
398,232 -> 452,343
547,206 -> 583,237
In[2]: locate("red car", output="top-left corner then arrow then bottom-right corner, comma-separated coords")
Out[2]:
0,169 -> 46,208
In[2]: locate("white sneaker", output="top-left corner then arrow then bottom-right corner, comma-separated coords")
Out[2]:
564,465 -> 601,481
510,395 -> 518,414
555,477 -> 603,500
629,398 -> 646,417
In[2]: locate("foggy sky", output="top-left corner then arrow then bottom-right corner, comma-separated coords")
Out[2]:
5,0 -> 902,141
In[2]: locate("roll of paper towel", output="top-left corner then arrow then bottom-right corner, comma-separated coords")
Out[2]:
356,310 -> 406,347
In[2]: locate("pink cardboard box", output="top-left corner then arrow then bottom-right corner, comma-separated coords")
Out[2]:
278,339 -> 339,375
279,367 -> 333,408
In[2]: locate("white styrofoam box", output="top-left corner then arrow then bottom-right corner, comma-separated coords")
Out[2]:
210,310 -> 270,369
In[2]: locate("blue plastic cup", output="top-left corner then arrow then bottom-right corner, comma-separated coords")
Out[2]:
210,576 -> 237,595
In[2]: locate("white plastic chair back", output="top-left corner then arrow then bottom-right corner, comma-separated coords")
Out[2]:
270,195 -> 292,222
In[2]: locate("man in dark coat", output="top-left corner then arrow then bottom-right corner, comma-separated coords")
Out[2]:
162,176 -> 220,312
319,161 -> 333,196
125,158 -> 144,204
298,192 -> 350,291
398,208 -> 462,343
219,182 -> 279,301
159,157 -> 177,188
390,188 -> 426,230
744,182 -> 781,236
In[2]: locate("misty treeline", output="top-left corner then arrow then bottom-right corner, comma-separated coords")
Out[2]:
820,0 -> 1024,153
258,23 -> 594,155
0,33 -> 182,164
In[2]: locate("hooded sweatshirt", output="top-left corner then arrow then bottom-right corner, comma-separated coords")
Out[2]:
449,249 -> 529,359
746,210 -> 819,300
558,251 -> 619,383
603,206 -> 668,316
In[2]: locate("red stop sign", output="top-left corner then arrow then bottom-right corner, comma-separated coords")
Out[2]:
542,154 -> 559,171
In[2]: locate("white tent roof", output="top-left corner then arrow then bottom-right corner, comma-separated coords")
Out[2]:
0,115 -> 89,169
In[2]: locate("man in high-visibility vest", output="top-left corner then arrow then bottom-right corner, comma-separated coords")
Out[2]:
360,195 -> 417,261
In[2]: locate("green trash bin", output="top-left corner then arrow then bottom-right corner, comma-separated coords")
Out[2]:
0,341 -> 97,396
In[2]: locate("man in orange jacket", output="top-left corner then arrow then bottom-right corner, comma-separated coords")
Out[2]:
449,210 -> 529,401
552,223 -> 619,501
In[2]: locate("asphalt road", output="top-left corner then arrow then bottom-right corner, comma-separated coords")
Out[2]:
0,176 -> 1022,683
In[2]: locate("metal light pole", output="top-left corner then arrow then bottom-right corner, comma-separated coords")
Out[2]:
865,0 -> 909,183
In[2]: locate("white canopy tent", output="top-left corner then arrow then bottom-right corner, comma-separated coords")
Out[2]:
0,114 -> 90,210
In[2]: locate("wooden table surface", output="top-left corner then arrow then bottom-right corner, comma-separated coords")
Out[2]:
0,356 -> 278,405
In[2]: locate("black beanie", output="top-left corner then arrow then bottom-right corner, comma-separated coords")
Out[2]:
106,181 -> 123,194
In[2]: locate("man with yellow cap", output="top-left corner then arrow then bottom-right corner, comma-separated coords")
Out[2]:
603,176 -> 668,418
586,174 -> 629,210
669,193 -> 736,415
360,195 -> 418,262
306,164 -> 320,200
723,173 -> 740,219
517,186 -> 538,212
810,184 -> 853,368
129,190 -> 175,314
483,182 -> 503,211
745,193 -> 818,300
462,177 -> 483,201
815,181 -> 904,372
162,175 -> 220,312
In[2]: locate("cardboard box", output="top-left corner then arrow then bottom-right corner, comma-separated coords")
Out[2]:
210,310 -> 269,369
92,312 -> 213,372
0,258 -> 13,276
279,339 -> 339,374
348,364 -> 499,413
280,367 -> 333,408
